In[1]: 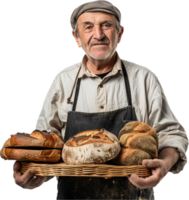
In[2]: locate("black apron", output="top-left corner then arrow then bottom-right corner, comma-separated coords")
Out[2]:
57,61 -> 154,200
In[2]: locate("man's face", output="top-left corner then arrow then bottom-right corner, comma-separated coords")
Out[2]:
73,12 -> 123,60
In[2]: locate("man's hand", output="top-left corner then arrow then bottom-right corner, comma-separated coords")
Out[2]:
128,159 -> 168,189
13,161 -> 47,189
128,148 -> 180,189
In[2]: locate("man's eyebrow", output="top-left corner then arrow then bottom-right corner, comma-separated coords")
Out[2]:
81,21 -> 113,25
101,21 -> 113,25
81,21 -> 93,25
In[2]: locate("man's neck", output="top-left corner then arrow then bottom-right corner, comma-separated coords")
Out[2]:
86,52 -> 117,75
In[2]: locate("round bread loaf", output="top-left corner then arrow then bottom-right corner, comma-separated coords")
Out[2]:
63,129 -> 121,165
112,121 -> 158,166
0,130 -> 64,163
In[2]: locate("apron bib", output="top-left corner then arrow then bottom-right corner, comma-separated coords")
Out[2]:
57,61 -> 154,200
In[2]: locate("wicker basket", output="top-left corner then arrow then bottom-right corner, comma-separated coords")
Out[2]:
21,162 -> 151,178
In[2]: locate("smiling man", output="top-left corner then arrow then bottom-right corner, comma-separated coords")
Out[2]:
12,1 -> 188,200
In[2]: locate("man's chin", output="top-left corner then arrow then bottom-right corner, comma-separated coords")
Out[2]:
87,52 -> 113,61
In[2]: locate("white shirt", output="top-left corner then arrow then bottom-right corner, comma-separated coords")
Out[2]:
36,54 -> 188,174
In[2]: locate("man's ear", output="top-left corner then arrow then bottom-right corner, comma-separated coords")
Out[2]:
72,30 -> 81,47
118,27 -> 124,43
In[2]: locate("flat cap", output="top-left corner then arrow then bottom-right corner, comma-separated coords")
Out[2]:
71,0 -> 121,29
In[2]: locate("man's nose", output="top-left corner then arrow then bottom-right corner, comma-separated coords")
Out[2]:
93,26 -> 105,40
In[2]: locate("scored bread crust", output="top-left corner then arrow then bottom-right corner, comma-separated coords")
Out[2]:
1,130 -> 64,162
66,129 -> 114,147
63,129 -> 121,165
3,130 -> 64,149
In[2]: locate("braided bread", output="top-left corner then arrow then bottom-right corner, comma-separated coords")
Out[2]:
112,122 -> 158,165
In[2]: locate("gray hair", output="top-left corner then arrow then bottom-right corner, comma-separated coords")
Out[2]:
74,19 -> 122,38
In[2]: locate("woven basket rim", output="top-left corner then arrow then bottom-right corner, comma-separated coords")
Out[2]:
21,162 -> 151,178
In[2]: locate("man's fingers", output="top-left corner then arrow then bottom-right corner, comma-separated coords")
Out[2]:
13,161 -> 21,172
128,159 -> 165,189
41,176 -> 47,182
142,159 -> 161,168
128,174 -> 148,189
13,162 -> 46,189
128,173 -> 160,189
34,176 -> 47,187
13,161 -> 22,179
13,161 -> 35,183
21,169 -> 37,184
25,176 -> 47,189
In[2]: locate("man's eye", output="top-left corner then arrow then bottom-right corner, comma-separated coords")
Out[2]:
103,24 -> 111,28
86,26 -> 92,30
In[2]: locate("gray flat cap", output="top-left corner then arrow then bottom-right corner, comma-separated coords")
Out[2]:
71,0 -> 121,29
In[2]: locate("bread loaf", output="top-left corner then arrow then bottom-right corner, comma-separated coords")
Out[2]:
0,130 -> 64,162
112,121 -> 158,165
63,129 -> 121,165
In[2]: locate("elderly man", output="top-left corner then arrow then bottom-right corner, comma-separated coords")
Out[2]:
13,1 -> 188,199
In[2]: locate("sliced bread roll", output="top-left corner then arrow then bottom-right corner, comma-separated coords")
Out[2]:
63,129 -> 121,165
1,130 -> 64,163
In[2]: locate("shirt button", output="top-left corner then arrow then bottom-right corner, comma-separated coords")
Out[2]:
101,106 -> 104,109
99,84 -> 103,88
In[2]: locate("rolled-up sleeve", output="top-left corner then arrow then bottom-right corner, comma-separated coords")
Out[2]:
148,74 -> 188,173
35,75 -> 65,139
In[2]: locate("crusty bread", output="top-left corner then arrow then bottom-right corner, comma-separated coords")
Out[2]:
0,130 -> 64,163
0,148 -> 62,162
63,129 -> 121,165
112,122 -> 158,165
3,130 -> 64,149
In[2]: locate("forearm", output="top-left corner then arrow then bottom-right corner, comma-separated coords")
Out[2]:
158,147 -> 180,171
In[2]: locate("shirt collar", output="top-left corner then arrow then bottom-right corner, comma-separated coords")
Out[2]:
78,52 -> 123,78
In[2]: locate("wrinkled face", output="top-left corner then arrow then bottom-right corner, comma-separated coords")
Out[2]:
73,12 -> 123,60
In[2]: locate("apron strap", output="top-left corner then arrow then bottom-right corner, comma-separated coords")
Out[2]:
72,60 -> 132,111
72,78 -> 81,111
121,61 -> 132,106
67,66 -> 81,105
